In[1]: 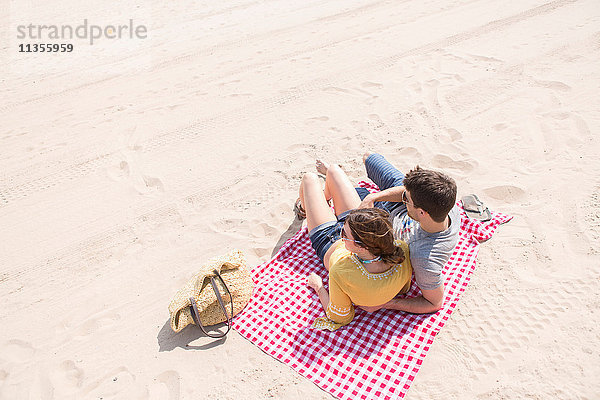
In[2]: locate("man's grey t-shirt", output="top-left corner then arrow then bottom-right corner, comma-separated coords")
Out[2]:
391,205 -> 460,290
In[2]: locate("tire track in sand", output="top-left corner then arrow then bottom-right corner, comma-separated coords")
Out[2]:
0,0 -> 391,114
0,0 -> 577,208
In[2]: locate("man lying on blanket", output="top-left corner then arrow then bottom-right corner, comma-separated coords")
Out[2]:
317,153 -> 460,314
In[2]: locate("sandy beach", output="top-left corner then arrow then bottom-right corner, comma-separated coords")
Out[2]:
1,0 -> 599,398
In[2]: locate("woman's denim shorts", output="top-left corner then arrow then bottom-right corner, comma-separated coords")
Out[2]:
308,210 -> 350,263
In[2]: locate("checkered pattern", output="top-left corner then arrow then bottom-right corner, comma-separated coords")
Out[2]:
233,182 -> 512,400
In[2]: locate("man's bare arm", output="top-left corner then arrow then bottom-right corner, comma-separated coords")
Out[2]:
384,285 -> 444,314
359,186 -> 405,208
359,285 -> 444,314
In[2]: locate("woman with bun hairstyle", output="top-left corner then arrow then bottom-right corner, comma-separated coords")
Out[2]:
297,162 -> 412,331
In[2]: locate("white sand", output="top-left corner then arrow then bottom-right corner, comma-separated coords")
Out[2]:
1,0 -> 599,398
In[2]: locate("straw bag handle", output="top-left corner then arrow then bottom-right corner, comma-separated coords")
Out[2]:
189,270 -> 234,338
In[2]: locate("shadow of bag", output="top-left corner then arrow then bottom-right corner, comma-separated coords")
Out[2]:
168,249 -> 254,338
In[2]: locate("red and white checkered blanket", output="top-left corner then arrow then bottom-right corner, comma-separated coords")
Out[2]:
233,182 -> 512,400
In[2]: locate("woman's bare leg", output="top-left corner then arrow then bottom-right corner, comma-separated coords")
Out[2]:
299,173 -> 336,232
321,164 -> 361,216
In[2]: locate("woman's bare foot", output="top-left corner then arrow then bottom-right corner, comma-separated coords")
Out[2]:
293,198 -> 306,219
307,272 -> 323,291
315,159 -> 330,175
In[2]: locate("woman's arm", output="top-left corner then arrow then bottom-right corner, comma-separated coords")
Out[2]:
308,273 -> 329,311
308,271 -> 354,325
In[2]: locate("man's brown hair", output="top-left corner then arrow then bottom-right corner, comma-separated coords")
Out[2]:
403,166 -> 457,223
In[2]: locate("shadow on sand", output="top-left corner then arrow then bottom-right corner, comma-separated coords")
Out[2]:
270,217 -> 303,258
157,320 -> 229,352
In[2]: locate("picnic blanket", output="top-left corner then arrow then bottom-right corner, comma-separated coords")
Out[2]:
233,182 -> 512,400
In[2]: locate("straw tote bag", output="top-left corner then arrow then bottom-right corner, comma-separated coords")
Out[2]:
169,250 -> 253,338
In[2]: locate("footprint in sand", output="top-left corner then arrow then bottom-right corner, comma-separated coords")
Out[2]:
439,128 -> 463,144
285,143 -> 317,153
119,160 -> 130,173
353,87 -> 378,105
409,82 -> 422,93
142,176 -> 165,192
252,246 -> 272,259
59,360 -> 84,387
217,79 -> 241,87
148,370 -> 180,400
396,147 -> 421,158
209,218 -> 249,235
564,112 -> 592,138
126,171 -> 165,195
2,339 -> 36,363
250,222 -> 279,238
361,81 -> 383,89
72,311 -> 121,339
483,185 -> 526,202
447,128 -> 463,141
432,154 -> 476,173
322,86 -> 351,94
424,79 -> 441,108
350,120 -> 365,132
83,367 -> 141,399
0,341 -> 41,398
46,360 -> 85,393
367,114 -> 385,130
106,160 -> 131,182
417,342 -> 475,398
533,79 -> 571,92
304,116 -> 329,125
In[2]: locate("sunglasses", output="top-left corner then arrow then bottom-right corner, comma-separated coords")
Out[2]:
402,190 -> 414,207
341,226 -> 362,244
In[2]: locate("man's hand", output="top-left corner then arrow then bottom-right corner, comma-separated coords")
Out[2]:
358,186 -> 405,209
358,304 -> 385,313
358,194 -> 376,209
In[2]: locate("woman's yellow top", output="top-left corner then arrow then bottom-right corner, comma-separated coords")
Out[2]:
312,240 -> 412,331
